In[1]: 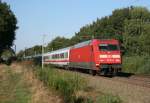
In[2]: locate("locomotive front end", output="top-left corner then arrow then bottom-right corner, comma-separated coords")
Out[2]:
93,39 -> 122,75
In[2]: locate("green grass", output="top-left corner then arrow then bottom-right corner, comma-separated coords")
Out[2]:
74,92 -> 121,103
35,66 -> 87,103
34,65 -> 122,103
123,55 -> 150,74
95,94 -> 122,103
0,68 -> 31,103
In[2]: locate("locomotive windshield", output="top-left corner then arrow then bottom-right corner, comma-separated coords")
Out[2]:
99,44 -> 119,51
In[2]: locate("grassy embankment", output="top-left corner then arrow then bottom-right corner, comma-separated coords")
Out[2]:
0,66 -> 31,103
35,65 -> 122,103
123,55 -> 150,74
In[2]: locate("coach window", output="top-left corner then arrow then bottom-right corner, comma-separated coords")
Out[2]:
58,54 -> 59,58
59,53 -> 62,59
58,54 -> 60,59
59,53 -> 61,59
59,54 -> 61,59
49,55 -> 51,59
56,54 -> 58,59
52,54 -> 55,59
55,54 -> 57,59
62,53 -> 64,58
59,54 -> 60,58
61,53 -> 64,58
60,53 -> 62,58
52,55 -> 55,59
44,56 -> 48,60
66,53 -> 67,58
65,52 -> 68,58
57,54 -> 59,59
54,54 -> 57,59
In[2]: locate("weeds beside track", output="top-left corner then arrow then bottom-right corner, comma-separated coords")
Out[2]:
33,65 -> 122,103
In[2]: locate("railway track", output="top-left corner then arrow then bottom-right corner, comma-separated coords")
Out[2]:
92,73 -> 150,88
85,72 -> 150,103
63,68 -> 150,88
131,74 -> 150,82
110,76 -> 150,88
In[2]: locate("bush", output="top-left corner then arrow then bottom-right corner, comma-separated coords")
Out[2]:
123,55 -> 150,74
96,94 -> 121,103
36,67 -> 86,103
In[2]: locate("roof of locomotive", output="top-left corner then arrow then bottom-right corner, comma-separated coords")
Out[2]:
44,39 -> 119,55
72,40 -> 92,49
92,39 -> 119,44
72,39 -> 119,49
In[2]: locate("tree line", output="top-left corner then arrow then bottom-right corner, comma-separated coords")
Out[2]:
18,6 -> 150,57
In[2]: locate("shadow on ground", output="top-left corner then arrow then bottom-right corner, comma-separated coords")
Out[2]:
54,66 -> 135,78
116,72 -> 134,78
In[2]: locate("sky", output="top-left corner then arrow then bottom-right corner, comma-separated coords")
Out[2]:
2,0 -> 150,52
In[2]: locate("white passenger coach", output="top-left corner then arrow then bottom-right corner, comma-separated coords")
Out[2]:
43,47 -> 71,67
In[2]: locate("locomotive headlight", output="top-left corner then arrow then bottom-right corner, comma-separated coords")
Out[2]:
99,55 -> 107,58
112,55 -> 120,58
115,59 -> 120,62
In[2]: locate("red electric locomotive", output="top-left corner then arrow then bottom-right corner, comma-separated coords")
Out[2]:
69,39 -> 121,75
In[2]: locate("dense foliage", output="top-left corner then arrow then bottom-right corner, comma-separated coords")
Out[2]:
46,36 -> 70,51
0,2 -> 17,55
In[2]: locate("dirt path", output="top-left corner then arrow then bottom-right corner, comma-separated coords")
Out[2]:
3,64 -> 63,103
86,76 -> 150,103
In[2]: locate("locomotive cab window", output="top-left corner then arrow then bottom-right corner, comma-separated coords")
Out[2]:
99,44 -> 119,51
109,44 -> 119,51
99,44 -> 108,51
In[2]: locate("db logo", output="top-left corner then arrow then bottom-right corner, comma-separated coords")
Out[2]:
107,55 -> 112,58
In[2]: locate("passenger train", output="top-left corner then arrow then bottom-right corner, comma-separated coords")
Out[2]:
25,39 -> 122,76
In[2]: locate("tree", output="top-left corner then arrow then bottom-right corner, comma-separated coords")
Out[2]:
71,6 -> 150,56
72,7 -> 131,43
47,36 -> 70,51
123,7 -> 150,56
0,2 -> 18,55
